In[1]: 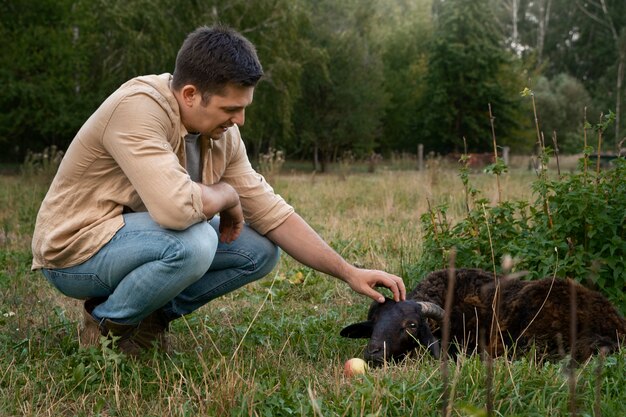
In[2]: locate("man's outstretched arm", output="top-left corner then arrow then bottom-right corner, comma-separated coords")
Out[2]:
266,213 -> 406,303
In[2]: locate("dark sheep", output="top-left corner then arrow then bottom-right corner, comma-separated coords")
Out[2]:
340,268 -> 626,365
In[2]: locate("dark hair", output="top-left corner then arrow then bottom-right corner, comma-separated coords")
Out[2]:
172,25 -> 263,98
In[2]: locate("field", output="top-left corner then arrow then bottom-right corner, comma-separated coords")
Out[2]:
0,159 -> 624,416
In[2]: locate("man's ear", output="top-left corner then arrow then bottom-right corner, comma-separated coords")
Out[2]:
340,321 -> 374,339
181,85 -> 199,107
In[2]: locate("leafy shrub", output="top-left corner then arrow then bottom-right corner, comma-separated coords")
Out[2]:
414,155 -> 626,314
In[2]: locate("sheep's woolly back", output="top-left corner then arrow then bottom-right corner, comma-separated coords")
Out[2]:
408,269 -> 626,360
408,268 -> 497,305
479,277 -> 626,360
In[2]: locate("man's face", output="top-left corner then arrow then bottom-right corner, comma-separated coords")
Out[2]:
182,84 -> 254,139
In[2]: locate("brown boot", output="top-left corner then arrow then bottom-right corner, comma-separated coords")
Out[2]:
101,310 -> 171,357
101,319 -> 145,357
82,298 -> 171,356
79,298 -> 106,348
137,309 -> 171,354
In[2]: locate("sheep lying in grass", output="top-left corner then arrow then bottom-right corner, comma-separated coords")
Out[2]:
340,268 -> 626,365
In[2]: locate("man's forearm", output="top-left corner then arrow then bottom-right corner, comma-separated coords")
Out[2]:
265,213 -> 355,280
266,212 -> 406,303
198,182 -> 240,219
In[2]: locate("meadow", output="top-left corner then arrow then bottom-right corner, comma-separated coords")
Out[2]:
0,156 -> 624,416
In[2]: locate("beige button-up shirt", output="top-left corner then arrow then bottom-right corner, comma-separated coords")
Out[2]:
31,73 -> 293,269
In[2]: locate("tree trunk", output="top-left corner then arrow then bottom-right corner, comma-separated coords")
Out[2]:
512,0 -> 519,44
314,143 -> 321,172
616,56 -> 624,150
578,0 -> 624,150
504,0 -> 520,47
536,0 -> 552,65
599,0 -> 623,150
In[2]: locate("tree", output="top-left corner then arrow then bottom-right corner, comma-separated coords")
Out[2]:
419,0 -> 523,153
292,0 -> 388,171
0,0 -> 84,160
532,74 -> 594,153
0,0 -> 184,161
523,0 -> 625,151
377,0 -> 433,153
574,0 -> 625,151
0,0 -> 311,163
202,0 -> 313,160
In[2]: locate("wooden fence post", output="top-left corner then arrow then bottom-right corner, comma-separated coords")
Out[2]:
502,146 -> 510,166
418,144 -> 424,171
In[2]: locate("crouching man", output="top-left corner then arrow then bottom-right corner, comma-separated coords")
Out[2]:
31,25 -> 405,356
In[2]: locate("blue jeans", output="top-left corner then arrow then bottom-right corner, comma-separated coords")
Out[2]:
42,212 -> 280,324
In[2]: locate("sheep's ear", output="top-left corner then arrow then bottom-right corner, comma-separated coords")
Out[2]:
340,321 -> 374,339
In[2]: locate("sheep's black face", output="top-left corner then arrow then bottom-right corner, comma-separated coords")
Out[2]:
340,299 -> 440,366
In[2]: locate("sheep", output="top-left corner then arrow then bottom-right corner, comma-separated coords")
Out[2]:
340,268 -> 626,365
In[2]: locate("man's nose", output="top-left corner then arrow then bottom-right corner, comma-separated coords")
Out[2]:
231,109 -> 245,126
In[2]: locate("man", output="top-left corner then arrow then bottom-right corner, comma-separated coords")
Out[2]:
31,25 -> 405,356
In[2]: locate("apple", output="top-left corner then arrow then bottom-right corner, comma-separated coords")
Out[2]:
344,357 -> 368,377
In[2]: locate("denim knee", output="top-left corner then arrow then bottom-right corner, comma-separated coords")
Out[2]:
177,221 -> 219,279
227,222 -> 280,276
256,238 -> 281,277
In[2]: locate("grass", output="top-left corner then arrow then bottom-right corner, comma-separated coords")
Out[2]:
1,162 -> 624,416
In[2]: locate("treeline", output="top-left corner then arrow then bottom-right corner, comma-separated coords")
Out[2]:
1,0 -> 624,167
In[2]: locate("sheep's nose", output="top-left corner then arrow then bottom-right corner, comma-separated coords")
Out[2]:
365,342 -> 388,362
365,347 -> 385,367
368,346 -> 382,355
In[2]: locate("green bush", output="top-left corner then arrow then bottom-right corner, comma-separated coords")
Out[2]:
415,156 -> 626,314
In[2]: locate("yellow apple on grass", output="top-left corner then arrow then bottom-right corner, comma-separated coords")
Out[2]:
344,357 -> 368,377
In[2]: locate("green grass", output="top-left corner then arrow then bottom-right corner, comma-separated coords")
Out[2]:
1,166 -> 624,416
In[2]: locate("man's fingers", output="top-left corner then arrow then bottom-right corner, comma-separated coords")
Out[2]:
348,269 -> 406,303
221,230 -> 241,243
365,288 -> 386,304
366,276 -> 405,303
380,274 -> 405,302
387,278 -> 401,302
219,220 -> 244,243
396,276 -> 406,300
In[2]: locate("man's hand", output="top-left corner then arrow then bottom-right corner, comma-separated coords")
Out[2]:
218,203 -> 244,243
199,181 -> 243,243
343,268 -> 406,303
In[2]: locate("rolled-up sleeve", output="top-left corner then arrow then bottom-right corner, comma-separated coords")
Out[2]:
103,93 -> 206,229
220,131 -> 293,235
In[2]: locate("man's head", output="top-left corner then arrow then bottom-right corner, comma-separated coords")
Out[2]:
172,26 -> 263,139
172,25 -> 263,99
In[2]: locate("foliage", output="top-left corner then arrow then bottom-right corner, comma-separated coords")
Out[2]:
417,151 -> 626,313
377,0 -> 434,153
499,0 -> 626,149
291,0 -> 388,170
0,0 -> 310,163
0,0 -> 87,155
257,147 -> 285,183
532,73 -> 597,153
1,0 -> 625,163
420,0 -> 524,153
20,146 -> 65,179
215,0 -> 314,160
